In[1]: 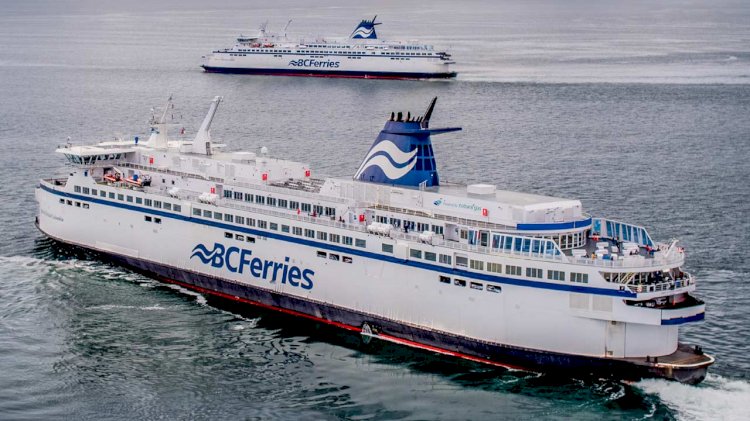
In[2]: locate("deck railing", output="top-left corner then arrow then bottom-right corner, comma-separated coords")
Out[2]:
624,274 -> 694,294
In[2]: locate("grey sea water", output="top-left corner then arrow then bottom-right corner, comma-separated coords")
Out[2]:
1,0 -> 749,419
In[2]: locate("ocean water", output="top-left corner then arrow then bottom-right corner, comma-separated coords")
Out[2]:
1,0 -> 750,419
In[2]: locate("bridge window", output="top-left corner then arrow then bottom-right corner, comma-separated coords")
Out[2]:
329,234 -> 340,243
317,231 -> 326,240
355,239 -> 367,248
74,186 -> 81,193
213,212 -> 222,221
174,205 -> 181,212
255,196 -> 265,205
424,251 -> 436,261
439,254 -> 452,265
455,256 -> 468,267
281,225 -> 290,233
343,236 -> 353,246
293,227 -> 302,236
246,218 -> 255,227
382,244 -> 393,253
235,216 -> 244,224
258,220 -> 267,229
244,193 -> 253,202
487,262 -> 502,273
410,249 -> 422,259
224,214 -> 233,223
304,229 -> 314,238
203,210 -> 211,218
127,196 -> 133,203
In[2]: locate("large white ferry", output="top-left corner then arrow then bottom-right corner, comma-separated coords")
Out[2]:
36,97 -> 713,383
201,17 -> 456,79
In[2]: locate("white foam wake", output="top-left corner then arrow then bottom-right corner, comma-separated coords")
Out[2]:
635,374 -> 750,421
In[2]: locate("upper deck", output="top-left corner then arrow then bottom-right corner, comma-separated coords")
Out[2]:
50,96 -> 689,284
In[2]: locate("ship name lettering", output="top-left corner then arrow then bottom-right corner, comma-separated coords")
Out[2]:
191,242 -> 314,290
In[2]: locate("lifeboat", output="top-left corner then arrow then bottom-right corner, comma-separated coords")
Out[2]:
103,173 -> 121,183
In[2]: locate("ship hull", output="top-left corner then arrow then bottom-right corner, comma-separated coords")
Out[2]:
202,65 -> 456,80
36,221 -> 709,385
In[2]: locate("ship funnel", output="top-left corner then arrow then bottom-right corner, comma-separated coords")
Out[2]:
350,16 -> 381,39
191,96 -> 222,155
353,97 -> 461,188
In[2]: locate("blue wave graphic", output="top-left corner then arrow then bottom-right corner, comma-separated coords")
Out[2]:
190,243 -> 217,264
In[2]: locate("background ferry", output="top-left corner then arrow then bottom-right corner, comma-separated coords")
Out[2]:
201,17 -> 457,79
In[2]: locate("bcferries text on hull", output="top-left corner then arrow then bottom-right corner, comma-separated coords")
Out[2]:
201,17 -> 456,80
36,96 -> 713,384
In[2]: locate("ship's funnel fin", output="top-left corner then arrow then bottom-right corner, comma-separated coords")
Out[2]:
350,16 -> 381,39
191,96 -> 222,155
354,97 -> 461,188
421,96 -> 437,129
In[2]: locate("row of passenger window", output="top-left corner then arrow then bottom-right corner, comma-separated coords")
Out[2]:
74,185 -> 182,213
59,198 -> 89,209
195,207 -> 368,249
224,231 -> 256,243
374,215 -> 444,235
439,276 -> 502,293
390,243 -> 589,284
223,189 -> 336,217
316,250 -> 353,264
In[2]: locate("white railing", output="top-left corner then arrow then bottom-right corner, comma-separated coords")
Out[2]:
571,252 -> 685,269
624,274 -> 694,294
121,162 -> 349,204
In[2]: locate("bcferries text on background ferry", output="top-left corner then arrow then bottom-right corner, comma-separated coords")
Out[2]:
36,96 -> 713,384
201,17 -> 457,79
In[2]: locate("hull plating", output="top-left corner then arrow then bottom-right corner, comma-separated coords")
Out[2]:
37,222 -> 708,385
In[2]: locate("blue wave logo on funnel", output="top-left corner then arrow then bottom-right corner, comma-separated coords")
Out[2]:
354,97 -> 461,188
351,16 -> 381,39
354,140 -> 419,181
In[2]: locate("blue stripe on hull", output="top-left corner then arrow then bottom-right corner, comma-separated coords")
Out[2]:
36,224 -> 707,384
662,313 -> 705,325
201,65 -> 457,80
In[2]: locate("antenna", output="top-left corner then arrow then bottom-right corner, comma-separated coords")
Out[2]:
283,19 -> 292,37
421,97 -> 437,129
158,94 -> 173,124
